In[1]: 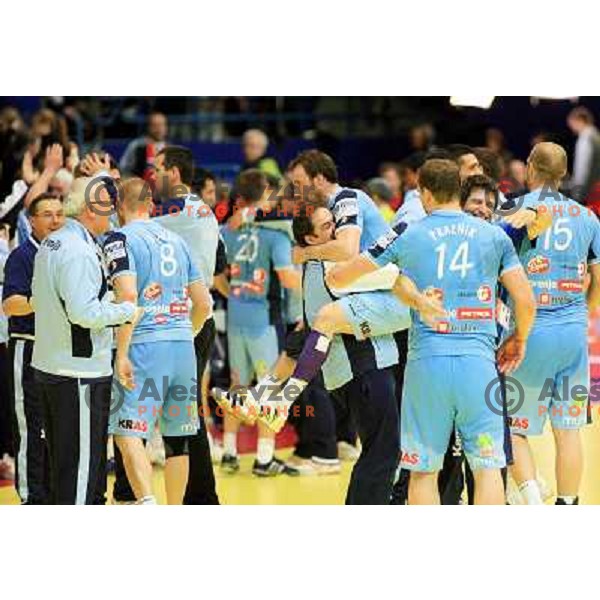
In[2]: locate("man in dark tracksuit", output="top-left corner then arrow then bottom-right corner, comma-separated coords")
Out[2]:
2,194 -> 65,503
31,182 -> 137,505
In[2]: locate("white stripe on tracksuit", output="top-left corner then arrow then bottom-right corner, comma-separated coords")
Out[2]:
13,340 -> 27,501
76,380 -> 91,505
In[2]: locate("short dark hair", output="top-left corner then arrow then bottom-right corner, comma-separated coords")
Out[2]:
193,167 -> 216,193
28,193 -> 62,216
235,169 -> 268,203
292,203 -> 318,247
447,144 -> 475,163
158,145 -> 194,186
288,150 -> 338,183
419,159 -> 461,203
460,174 -> 499,209
473,147 -> 502,182
400,152 -> 426,173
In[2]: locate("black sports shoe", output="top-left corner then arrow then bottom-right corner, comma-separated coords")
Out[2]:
555,497 -> 579,505
220,454 -> 240,474
252,457 -> 299,477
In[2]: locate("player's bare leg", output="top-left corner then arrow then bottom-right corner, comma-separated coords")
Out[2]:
164,455 -> 189,505
408,471 -> 440,505
553,427 -> 583,503
509,434 -> 543,504
472,469 -> 505,505
115,436 -> 154,502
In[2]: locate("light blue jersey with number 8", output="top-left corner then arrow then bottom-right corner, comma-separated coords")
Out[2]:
103,219 -> 202,344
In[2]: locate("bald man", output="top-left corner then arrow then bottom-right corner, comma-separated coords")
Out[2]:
508,142 -> 600,504
242,129 -> 281,179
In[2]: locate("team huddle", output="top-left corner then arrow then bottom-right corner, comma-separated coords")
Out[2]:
3,140 -> 599,504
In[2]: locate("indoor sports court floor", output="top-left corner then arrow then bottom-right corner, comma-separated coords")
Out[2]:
1,417 -> 599,505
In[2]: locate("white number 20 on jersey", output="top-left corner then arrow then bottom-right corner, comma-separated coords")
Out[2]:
435,241 -> 473,279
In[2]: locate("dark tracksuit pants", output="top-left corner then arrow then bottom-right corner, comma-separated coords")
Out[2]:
8,338 -> 49,504
114,318 -> 220,504
37,371 -> 111,505
289,373 -> 337,461
332,367 -> 399,505
0,342 -> 13,460
390,330 -> 410,505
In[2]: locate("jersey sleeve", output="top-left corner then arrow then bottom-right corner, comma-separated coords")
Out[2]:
365,221 -> 408,268
270,232 -> 293,270
332,195 -> 362,232
2,249 -> 31,301
587,216 -> 600,265
103,231 -> 136,280
183,241 -> 203,284
495,227 -> 522,276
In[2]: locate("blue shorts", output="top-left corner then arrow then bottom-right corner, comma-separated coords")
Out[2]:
401,356 -> 506,472
510,322 -> 589,436
228,325 -> 279,386
109,340 -> 199,439
339,291 -> 411,341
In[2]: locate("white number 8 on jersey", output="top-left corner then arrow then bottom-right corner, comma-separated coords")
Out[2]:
160,242 -> 178,276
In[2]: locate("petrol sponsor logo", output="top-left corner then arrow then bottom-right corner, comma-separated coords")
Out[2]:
400,451 -> 420,466
154,314 -> 168,325
118,419 -> 148,433
477,285 -> 492,303
557,279 -> 583,293
143,282 -> 163,301
456,307 -> 494,320
169,301 -> 189,315
527,255 -> 550,275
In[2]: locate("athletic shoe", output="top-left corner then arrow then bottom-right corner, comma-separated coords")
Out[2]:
555,497 -> 579,505
220,453 -> 240,474
0,454 -> 15,482
211,387 -> 259,425
252,457 -> 300,477
337,441 -> 360,461
286,455 -> 341,476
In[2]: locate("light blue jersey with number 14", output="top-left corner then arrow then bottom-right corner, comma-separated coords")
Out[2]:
366,210 -> 522,360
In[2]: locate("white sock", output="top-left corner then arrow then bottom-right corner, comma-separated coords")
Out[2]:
256,437 -> 275,465
518,480 -> 544,504
136,495 -> 157,505
557,495 -> 577,504
223,432 -> 238,457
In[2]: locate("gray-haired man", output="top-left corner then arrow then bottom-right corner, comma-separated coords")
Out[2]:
31,178 -> 140,504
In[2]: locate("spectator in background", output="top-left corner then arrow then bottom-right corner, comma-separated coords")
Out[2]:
379,162 -> 403,210
474,147 -> 506,182
119,111 -> 168,177
567,106 -> 600,203
241,129 -> 281,179
192,168 -> 217,208
508,159 -> 527,188
399,152 -> 424,203
366,177 -> 395,223
485,128 -> 512,165
409,122 -> 435,152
